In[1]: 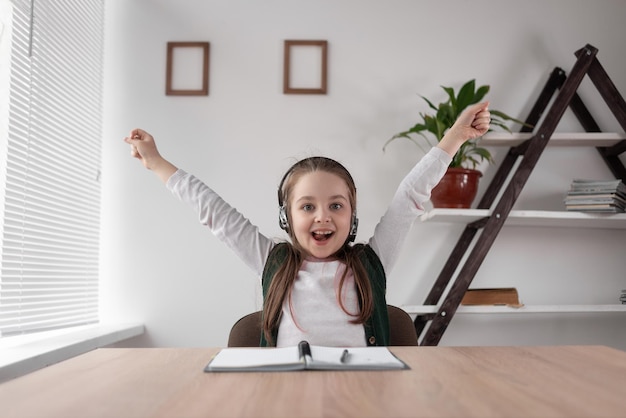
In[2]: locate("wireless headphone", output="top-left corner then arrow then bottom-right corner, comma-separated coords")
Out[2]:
277,157 -> 359,243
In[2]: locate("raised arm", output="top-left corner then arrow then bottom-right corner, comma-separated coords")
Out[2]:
370,102 -> 491,272
123,128 -> 274,276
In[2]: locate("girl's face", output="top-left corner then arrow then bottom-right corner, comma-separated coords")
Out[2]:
288,170 -> 353,259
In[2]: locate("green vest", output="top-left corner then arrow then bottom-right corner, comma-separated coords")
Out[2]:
260,242 -> 389,347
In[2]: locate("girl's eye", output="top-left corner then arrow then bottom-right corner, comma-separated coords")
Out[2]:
330,203 -> 343,210
302,204 -> 314,212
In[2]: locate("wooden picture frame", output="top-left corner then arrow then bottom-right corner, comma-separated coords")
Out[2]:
166,42 -> 210,96
283,40 -> 328,94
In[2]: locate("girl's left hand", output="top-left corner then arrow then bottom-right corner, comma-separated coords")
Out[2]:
436,102 -> 490,158
450,101 -> 491,142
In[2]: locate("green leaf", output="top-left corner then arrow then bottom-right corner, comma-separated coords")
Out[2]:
490,109 -> 533,128
474,85 -> 490,103
471,147 -> 494,163
489,120 -> 513,133
421,96 -> 438,112
442,86 -> 457,111
455,80 -> 476,114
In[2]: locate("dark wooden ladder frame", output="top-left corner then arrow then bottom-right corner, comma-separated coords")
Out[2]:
414,44 -> 626,346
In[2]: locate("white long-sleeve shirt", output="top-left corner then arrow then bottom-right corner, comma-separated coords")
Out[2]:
167,148 -> 451,346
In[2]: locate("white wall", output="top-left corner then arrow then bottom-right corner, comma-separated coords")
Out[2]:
100,0 -> 626,349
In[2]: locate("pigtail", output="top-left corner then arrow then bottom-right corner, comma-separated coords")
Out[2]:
262,244 -> 301,345
337,244 -> 373,324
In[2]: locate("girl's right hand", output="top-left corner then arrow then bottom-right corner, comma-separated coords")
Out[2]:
124,128 -> 178,183
124,128 -> 161,170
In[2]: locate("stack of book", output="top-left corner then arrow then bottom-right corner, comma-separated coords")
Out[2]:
564,179 -> 626,213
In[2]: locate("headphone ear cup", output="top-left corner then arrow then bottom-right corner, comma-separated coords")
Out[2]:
278,206 -> 289,231
348,216 -> 359,242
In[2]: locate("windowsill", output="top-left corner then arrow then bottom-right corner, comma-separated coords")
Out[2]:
0,323 -> 144,382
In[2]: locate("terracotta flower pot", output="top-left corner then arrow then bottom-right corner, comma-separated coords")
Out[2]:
431,167 -> 482,209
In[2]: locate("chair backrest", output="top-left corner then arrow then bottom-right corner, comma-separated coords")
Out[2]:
386,305 -> 419,346
227,305 -> 418,347
227,311 -> 263,347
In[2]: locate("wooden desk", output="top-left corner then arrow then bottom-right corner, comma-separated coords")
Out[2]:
1,345 -> 625,417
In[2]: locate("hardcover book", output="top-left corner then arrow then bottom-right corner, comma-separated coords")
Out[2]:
461,288 -> 524,307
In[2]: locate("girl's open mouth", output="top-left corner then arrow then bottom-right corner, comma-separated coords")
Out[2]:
312,230 -> 333,241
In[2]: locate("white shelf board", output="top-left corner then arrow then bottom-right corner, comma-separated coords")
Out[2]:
402,305 -> 626,315
420,209 -> 626,229
480,132 -> 626,147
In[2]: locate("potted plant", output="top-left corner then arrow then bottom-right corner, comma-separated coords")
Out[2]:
384,79 -> 528,208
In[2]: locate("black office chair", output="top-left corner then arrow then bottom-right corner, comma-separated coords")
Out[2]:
227,305 -> 418,347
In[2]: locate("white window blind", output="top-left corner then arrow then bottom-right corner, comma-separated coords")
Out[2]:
0,0 -> 104,337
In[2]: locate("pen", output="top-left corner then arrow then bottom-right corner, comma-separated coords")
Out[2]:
299,341 -> 313,362
340,349 -> 350,363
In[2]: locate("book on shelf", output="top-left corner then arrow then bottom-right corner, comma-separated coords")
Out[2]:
564,196 -> 626,205
565,179 -> 626,213
461,288 -> 524,308
204,340 -> 409,372
565,190 -> 626,197
565,203 -> 624,213
569,178 -> 625,192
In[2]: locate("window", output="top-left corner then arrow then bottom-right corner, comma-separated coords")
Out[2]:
0,0 -> 104,337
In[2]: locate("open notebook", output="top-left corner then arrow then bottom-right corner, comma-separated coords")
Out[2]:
205,341 -> 409,372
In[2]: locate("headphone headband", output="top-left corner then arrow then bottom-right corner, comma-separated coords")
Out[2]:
277,157 -> 355,206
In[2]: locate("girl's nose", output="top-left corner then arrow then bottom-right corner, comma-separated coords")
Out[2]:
315,208 -> 331,222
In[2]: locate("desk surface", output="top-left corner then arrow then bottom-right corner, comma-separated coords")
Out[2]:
1,345 -> 626,417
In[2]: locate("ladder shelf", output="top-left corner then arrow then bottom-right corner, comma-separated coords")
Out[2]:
415,44 -> 626,346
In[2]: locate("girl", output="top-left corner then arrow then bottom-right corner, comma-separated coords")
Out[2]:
124,102 -> 490,347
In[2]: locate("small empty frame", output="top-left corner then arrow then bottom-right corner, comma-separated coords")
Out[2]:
166,42 -> 210,96
283,40 -> 328,94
